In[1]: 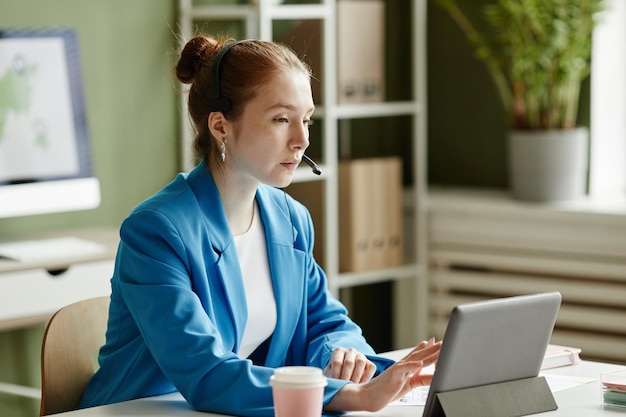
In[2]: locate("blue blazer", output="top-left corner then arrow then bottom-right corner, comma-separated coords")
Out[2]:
80,163 -> 393,416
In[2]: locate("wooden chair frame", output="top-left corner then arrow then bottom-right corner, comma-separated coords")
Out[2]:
39,296 -> 109,416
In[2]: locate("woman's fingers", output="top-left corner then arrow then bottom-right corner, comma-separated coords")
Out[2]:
324,348 -> 349,379
324,339 -> 440,388
387,340 -> 441,401
402,339 -> 441,363
339,348 -> 358,381
324,348 -> 377,383
370,360 -> 427,406
359,359 -> 377,383
326,349 -> 439,413
411,371 -> 434,387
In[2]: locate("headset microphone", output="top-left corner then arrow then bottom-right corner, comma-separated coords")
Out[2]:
302,155 -> 321,175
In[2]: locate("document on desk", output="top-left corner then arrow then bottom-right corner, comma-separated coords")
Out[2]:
387,374 -> 596,407
388,364 -> 433,406
542,373 -> 596,392
389,386 -> 430,406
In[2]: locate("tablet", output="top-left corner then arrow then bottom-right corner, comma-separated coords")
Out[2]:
422,291 -> 562,417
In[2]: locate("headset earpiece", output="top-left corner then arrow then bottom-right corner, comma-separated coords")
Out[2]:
209,40 -> 246,113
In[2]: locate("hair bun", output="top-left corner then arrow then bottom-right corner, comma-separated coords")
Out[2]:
175,36 -> 219,84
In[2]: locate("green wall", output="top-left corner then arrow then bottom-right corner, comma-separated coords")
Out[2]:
427,0 -> 508,188
0,1 -> 179,415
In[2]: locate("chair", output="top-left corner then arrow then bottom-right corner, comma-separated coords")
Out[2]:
40,296 -> 110,416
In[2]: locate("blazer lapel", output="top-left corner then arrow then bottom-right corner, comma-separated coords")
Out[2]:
256,186 -> 305,366
186,163 -> 247,350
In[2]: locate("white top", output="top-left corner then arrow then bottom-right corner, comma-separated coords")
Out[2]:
234,202 -> 277,359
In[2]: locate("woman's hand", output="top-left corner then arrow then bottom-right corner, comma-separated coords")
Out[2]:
324,347 -> 377,383
325,338 -> 441,413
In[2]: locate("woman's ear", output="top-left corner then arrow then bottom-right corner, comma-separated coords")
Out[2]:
208,112 -> 227,139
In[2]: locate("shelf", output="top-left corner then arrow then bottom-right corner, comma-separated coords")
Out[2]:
335,264 -> 421,289
262,4 -> 331,20
314,101 -> 423,120
187,5 -> 257,19
186,4 -> 330,21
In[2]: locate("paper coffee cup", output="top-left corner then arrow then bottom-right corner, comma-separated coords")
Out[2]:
270,366 -> 327,417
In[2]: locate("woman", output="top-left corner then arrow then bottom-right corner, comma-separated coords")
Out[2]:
80,35 -> 440,416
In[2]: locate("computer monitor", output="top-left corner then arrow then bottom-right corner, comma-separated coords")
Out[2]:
0,28 -> 100,219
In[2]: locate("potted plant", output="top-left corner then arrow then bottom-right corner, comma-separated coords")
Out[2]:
435,0 -> 607,201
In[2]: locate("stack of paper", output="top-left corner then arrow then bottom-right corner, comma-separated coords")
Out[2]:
602,372 -> 626,408
541,344 -> 582,370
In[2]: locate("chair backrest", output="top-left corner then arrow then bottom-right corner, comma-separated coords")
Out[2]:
40,296 -> 110,416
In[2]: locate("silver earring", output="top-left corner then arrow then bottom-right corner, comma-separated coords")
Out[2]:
220,140 -> 226,162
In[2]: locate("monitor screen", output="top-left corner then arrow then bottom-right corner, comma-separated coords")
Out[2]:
0,28 -> 100,219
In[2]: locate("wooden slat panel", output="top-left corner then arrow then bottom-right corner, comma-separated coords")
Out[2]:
427,188 -> 626,365
430,248 -> 626,282
431,269 -> 626,306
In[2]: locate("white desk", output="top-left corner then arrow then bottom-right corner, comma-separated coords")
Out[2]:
52,360 -> 626,416
0,227 -> 118,330
0,227 -> 118,398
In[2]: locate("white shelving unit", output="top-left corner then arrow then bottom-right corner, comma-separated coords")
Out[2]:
177,0 -> 428,347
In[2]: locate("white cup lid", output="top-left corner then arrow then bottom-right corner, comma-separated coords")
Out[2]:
270,366 -> 328,388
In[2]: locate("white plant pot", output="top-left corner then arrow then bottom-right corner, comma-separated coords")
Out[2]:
508,127 -> 589,202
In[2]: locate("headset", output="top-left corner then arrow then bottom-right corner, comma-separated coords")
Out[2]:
209,40 -> 245,113
209,40 -> 321,175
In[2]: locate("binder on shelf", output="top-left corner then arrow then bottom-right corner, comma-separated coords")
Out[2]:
370,159 -> 387,270
337,0 -> 385,104
384,157 -> 403,267
339,159 -> 372,272
339,157 -> 403,273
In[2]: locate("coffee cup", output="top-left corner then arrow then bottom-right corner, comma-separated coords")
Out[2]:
270,366 -> 328,417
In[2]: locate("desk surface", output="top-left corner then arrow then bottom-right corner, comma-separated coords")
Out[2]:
0,227 -> 118,330
0,227 -> 119,274
53,360 -> 626,417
